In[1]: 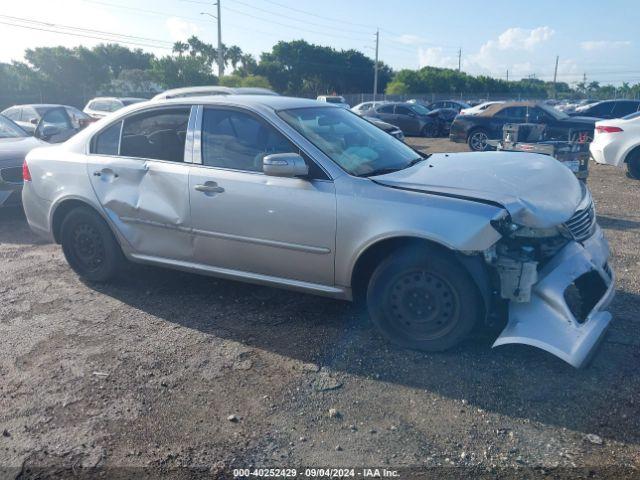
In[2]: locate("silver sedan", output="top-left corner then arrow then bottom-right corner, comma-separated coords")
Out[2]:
22,96 -> 615,368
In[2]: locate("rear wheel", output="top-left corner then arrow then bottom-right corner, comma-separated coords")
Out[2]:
627,149 -> 640,179
467,129 -> 490,151
60,207 -> 124,282
366,247 -> 482,352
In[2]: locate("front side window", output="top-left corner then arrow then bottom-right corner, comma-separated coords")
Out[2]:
120,108 -> 190,162
91,121 -> 122,155
377,104 -> 394,114
395,106 -> 413,116
201,108 -> 296,172
612,101 -> 638,117
278,107 -> 423,177
38,108 -> 72,130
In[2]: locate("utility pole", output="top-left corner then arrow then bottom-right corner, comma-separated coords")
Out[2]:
458,48 -> 462,72
217,0 -> 224,78
373,29 -> 379,102
552,55 -> 559,99
506,70 -> 509,82
201,5 -> 224,79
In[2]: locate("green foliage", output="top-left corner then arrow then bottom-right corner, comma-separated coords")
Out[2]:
1,37 -> 639,111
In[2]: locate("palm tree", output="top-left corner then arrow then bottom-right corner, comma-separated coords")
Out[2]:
172,41 -> 189,57
226,45 -> 243,71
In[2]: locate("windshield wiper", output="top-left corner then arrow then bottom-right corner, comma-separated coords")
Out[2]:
358,157 -> 428,178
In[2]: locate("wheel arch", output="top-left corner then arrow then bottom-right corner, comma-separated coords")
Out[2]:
623,144 -> 640,164
349,235 -> 491,317
51,197 -> 110,244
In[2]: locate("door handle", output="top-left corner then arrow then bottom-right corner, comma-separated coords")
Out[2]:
194,182 -> 224,194
93,169 -> 119,178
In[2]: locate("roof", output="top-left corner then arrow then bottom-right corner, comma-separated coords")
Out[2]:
159,95 -> 329,111
153,86 -> 278,100
477,101 -> 538,117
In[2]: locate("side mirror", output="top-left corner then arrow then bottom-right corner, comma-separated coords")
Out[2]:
263,153 -> 309,178
30,118 -> 39,125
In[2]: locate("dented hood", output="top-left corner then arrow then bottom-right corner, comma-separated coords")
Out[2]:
373,152 -> 583,229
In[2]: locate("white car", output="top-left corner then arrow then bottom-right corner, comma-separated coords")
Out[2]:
317,96 -> 350,109
590,112 -> 640,178
83,97 -> 147,119
460,101 -> 505,116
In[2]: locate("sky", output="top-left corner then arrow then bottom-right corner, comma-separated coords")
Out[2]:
0,0 -> 638,85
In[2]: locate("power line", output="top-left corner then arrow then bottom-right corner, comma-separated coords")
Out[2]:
0,14 -> 173,46
0,20 -> 173,50
257,0 -> 375,29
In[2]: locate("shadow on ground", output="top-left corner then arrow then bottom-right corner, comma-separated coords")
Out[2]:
90,263 -> 640,445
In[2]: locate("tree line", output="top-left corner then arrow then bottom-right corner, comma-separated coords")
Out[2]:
1,37 -> 638,110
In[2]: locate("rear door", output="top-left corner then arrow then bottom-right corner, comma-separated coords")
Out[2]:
374,104 -> 397,125
490,106 -> 527,137
188,106 -> 336,286
394,105 -> 418,134
86,106 -> 194,260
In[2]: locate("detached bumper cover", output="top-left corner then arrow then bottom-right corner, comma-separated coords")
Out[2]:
493,226 -> 614,368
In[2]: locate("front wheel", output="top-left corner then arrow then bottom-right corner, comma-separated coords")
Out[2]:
366,247 -> 482,352
421,123 -> 438,138
60,207 -> 125,282
467,129 -> 490,151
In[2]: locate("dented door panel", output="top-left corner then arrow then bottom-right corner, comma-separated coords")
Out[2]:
87,157 -> 193,260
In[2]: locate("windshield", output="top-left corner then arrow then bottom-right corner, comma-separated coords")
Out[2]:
538,104 -> 569,120
278,107 -> 425,177
0,115 -> 28,138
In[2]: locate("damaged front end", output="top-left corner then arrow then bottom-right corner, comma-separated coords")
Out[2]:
486,192 -> 615,368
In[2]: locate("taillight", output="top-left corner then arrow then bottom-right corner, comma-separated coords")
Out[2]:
22,160 -> 32,181
596,125 -> 623,134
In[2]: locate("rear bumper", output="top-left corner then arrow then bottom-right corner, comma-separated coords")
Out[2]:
493,225 -> 614,368
21,181 -> 54,241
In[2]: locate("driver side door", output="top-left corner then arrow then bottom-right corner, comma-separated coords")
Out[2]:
36,107 -> 76,143
189,106 -> 337,286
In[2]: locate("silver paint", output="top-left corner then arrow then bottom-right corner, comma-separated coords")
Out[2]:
22,95 -> 615,367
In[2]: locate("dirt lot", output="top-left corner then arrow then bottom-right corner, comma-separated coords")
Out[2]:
1,137 -> 639,479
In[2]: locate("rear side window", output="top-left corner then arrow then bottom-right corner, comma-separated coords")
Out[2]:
612,101 -> 639,117
120,108 -> 190,162
3,107 -> 20,121
395,106 -> 413,115
91,121 -> 122,155
495,107 -> 527,120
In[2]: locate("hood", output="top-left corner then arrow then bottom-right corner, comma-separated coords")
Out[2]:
0,136 -> 46,167
373,152 -> 583,229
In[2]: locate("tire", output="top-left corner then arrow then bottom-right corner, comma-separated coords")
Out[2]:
626,150 -> 640,179
467,128 -> 490,151
421,123 -> 438,138
60,207 -> 124,282
366,246 -> 482,352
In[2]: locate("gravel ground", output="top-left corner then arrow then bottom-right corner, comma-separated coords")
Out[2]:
1,137 -> 639,479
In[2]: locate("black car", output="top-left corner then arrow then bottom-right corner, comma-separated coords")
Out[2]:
365,102 -> 440,137
570,99 -> 640,119
427,100 -> 471,113
366,117 -> 405,141
450,102 -> 599,151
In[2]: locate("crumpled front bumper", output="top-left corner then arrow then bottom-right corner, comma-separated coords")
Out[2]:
493,225 -> 615,368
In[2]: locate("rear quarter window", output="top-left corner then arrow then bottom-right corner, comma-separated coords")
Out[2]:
91,121 -> 122,155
